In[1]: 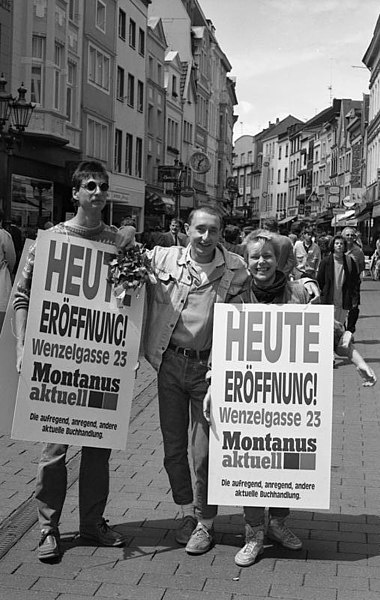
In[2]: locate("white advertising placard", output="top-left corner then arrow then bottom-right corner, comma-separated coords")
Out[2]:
11,231 -> 144,450
208,303 -> 334,510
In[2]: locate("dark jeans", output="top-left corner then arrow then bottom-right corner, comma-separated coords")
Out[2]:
346,306 -> 359,333
157,348 -> 217,520
346,281 -> 361,334
244,506 -> 290,527
35,443 -> 111,532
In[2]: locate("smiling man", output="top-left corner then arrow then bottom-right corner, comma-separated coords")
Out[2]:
142,206 -> 248,554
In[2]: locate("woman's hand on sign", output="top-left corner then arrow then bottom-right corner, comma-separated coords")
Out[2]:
303,279 -> 321,304
14,309 -> 27,374
16,342 -> 24,373
203,387 -> 212,424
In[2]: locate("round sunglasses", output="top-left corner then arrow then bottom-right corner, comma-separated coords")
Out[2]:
81,180 -> 109,192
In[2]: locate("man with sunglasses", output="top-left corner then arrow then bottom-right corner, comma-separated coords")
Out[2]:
13,160 -> 135,562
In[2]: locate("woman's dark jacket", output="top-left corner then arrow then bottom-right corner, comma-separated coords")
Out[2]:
317,253 -> 360,309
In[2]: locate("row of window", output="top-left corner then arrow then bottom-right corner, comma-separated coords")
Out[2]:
30,34 -> 146,119
95,1 -> 145,56
276,192 -> 287,212
238,167 -> 289,188
113,129 -> 143,178
116,67 -> 144,111
118,8 -> 145,55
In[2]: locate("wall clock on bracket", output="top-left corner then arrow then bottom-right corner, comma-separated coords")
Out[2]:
189,151 -> 211,174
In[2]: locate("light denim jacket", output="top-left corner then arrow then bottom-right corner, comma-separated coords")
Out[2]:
143,243 -> 249,371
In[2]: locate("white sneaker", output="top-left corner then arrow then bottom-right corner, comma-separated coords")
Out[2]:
235,525 -> 264,567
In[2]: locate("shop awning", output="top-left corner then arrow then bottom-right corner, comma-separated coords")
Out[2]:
316,210 -> 332,224
161,196 -> 175,207
331,209 -> 357,227
278,215 -> 296,225
145,191 -> 175,214
372,203 -> 380,219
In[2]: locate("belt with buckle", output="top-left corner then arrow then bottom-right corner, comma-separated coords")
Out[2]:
168,342 -> 210,361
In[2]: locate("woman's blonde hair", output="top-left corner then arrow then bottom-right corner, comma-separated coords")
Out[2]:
244,229 -> 280,261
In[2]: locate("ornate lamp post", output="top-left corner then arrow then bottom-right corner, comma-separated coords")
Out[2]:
0,74 -> 35,220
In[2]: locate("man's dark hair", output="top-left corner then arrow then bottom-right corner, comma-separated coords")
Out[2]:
121,216 -> 136,227
187,206 -> 222,228
72,160 -> 109,190
262,217 -> 279,233
224,224 -> 241,244
329,233 -> 347,253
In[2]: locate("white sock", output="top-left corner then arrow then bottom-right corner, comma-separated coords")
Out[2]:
198,518 -> 214,530
181,504 -> 195,518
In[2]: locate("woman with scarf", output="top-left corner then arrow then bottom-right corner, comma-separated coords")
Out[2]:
203,229 -> 375,568
226,229 -> 307,567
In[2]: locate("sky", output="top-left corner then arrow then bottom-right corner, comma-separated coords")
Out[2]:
200,0 -> 380,139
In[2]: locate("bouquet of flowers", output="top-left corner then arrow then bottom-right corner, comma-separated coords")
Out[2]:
108,244 -> 155,306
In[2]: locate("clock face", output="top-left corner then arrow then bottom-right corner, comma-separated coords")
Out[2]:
190,151 -> 211,174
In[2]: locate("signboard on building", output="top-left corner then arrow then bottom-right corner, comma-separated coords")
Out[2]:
351,144 -> 362,188
157,165 -> 181,183
329,186 -> 340,195
328,195 -> 340,205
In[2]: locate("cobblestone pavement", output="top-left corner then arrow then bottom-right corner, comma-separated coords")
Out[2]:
0,279 -> 380,600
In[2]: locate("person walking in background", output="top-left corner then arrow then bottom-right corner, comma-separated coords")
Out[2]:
317,233 -> 360,329
261,217 -> 296,278
3,217 -> 23,274
0,208 -> 16,331
370,237 -> 380,280
223,224 -> 241,245
293,225 -> 321,279
13,161 -> 130,562
317,234 -> 332,260
159,217 -> 188,247
341,227 -> 365,335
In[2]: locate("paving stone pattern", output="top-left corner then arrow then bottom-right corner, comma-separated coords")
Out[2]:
0,280 -> 380,599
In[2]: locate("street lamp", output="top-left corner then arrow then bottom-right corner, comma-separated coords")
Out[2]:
0,74 -> 35,219
172,159 -> 184,219
0,75 -> 35,142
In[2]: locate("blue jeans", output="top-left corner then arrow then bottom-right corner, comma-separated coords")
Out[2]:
157,348 -> 217,520
35,443 -> 111,532
243,506 -> 290,527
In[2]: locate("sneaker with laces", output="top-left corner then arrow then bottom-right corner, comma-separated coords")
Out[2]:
267,518 -> 302,550
185,522 -> 214,555
38,529 -> 61,562
234,525 -> 264,567
80,519 -> 125,547
175,515 -> 197,545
